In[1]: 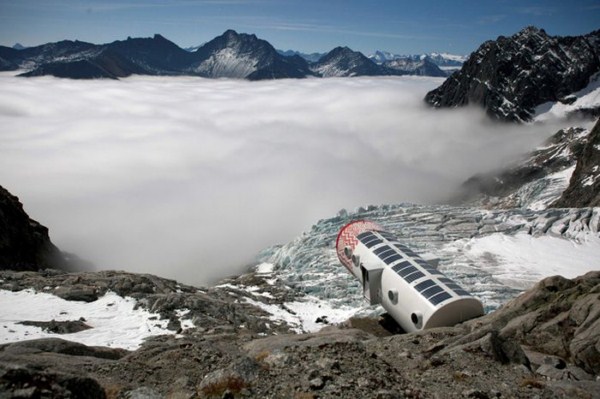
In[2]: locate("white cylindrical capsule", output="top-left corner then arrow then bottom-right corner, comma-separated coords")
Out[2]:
336,220 -> 484,333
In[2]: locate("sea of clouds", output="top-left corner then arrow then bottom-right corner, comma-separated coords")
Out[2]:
0,73 -> 574,284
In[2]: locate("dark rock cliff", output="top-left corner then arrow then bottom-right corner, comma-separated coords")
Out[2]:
553,118 -> 600,207
456,124 -> 591,208
0,185 -> 72,271
425,27 -> 600,122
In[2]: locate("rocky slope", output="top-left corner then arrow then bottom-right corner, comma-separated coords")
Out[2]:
1,268 -> 598,398
425,27 -> 600,121
0,185 -> 73,272
554,116 -> 600,207
456,118 -> 600,209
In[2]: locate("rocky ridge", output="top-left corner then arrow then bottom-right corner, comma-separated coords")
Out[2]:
424,27 -> 600,121
456,118 -> 600,209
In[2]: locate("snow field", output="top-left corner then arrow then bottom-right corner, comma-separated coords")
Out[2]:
0,290 -> 192,350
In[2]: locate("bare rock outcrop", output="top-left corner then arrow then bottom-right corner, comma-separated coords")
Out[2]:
0,185 -> 71,272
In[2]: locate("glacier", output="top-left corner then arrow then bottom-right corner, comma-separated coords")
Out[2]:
255,204 -> 600,323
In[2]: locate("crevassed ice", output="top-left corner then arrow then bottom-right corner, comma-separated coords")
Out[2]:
258,204 -> 600,315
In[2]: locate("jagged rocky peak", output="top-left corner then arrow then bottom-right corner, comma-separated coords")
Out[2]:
222,29 -> 257,43
319,46 -> 369,65
425,26 -> 600,122
311,46 -> 382,77
200,29 -> 266,53
190,29 -> 314,80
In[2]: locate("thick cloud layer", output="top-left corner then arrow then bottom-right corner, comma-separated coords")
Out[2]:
0,74 -> 569,285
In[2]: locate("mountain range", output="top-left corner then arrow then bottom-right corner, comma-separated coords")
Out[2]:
425,26 -> 600,122
0,30 -> 450,80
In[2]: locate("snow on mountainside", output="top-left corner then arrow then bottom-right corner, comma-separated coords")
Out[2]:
383,57 -> 446,77
425,27 -> 600,122
428,52 -> 467,64
369,51 -> 466,68
189,29 -> 309,79
458,116 -> 600,209
535,71 -> 600,122
458,125 -> 591,209
194,47 -> 258,78
311,47 -> 447,77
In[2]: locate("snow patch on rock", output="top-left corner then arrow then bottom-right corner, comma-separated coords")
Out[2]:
0,290 -> 192,350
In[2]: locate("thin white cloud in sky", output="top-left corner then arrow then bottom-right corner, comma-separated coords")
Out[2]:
0,73 -> 569,285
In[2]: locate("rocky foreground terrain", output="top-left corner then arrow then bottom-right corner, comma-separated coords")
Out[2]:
0,267 -> 599,399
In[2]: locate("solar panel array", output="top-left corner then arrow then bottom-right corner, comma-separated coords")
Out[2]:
356,230 -> 471,306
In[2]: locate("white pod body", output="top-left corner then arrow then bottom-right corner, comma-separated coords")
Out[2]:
336,220 -> 484,332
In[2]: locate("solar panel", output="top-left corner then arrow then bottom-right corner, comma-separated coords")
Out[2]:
415,279 -> 436,292
383,253 -> 403,265
398,266 -> 418,278
429,291 -> 452,305
392,261 -> 412,273
363,238 -> 383,248
378,248 -> 397,259
422,285 -> 444,298
373,245 -> 391,256
405,270 -> 425,283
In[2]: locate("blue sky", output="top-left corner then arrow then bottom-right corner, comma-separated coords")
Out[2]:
1,0 -> 599,55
